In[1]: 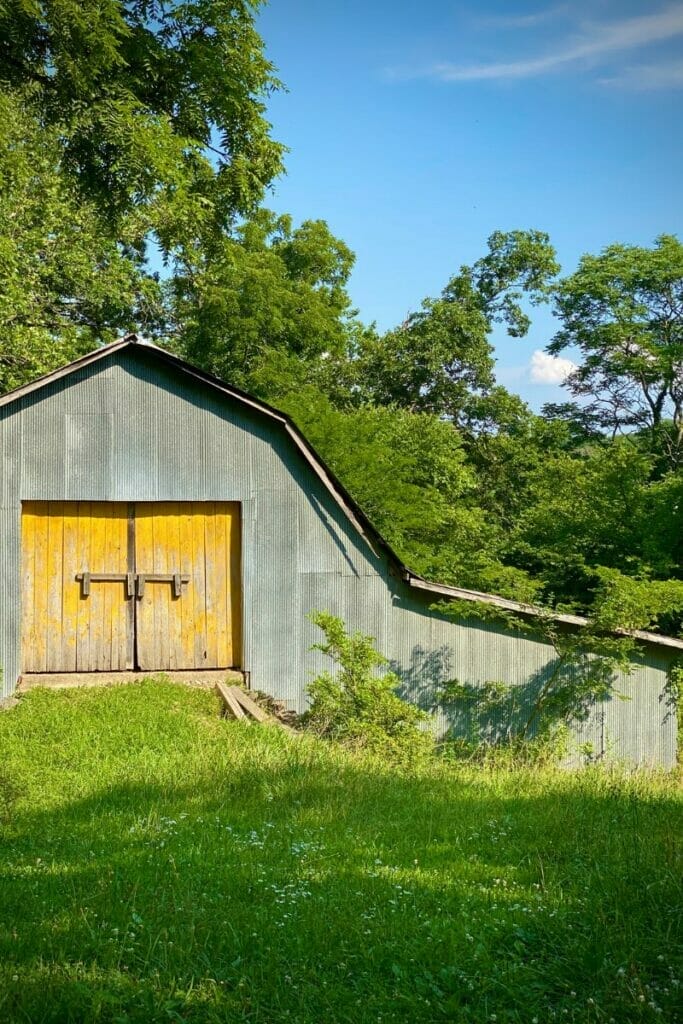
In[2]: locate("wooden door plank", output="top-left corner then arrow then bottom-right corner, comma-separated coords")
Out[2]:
178,507 -> 194,669
102,509 -> 114,671
20,503 -> 38,673
45,502 -> 64,672
126,504 -> 136,671
228,503 -> 242,668
90,504 -> 108,671
75,502 -> 92,671
203,502 -> 217,667
108,507 -> 128,671
61,504 -> 79,672
155,504 -> 170,671
32,503 -> 49,673
213,505 -> 230,668
191,503 -> 207,667
134,504 -> 154,671
167,508 -> 182,671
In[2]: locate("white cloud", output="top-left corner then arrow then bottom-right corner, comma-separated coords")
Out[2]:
424,4 -> 683,82
474,5 -> 569,30
529,350 -> 577,385
599,58 -> 683,89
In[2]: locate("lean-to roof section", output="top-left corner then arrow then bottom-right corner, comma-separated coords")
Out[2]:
2,335 -> 682,653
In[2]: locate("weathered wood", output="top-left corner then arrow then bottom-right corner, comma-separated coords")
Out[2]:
229,685 -> 271,723
216,681 -> 247,720
229,686 -> 298,734
134,502 -> 241,671
22,502 -> 130,674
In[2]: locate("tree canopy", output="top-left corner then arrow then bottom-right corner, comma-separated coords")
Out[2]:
0,5 -> 680,638
0,0 -> 284,236
549,234 -> 683,467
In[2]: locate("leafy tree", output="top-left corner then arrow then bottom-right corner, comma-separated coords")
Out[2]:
0,0 -> 286,390
550,235 -> 683,466
355,230 -> 559,429
508,440 -> 683,622
0,0 -> 284,235
0,91 -> 161,392
173,210 -> 356,389
277,390 -> 539,600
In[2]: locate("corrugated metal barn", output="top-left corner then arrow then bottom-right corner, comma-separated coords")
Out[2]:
0,336 -> 680,764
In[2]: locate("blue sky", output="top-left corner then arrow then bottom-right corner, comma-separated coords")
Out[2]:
256,0 -> 683,409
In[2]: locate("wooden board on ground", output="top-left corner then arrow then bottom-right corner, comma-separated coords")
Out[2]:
216,682 -> 247,720
215,683 -> 298,734
230,686 -> 270,722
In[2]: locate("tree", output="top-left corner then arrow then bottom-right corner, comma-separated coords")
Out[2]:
0,0 -> 284,236
276,390 -> 539,601
506,439 -> 683,622
173,210 -> 357,391
0,91 -> 161,392
549,235 -> 683,466
0,0 -> 286,391
354,230 -> 559,430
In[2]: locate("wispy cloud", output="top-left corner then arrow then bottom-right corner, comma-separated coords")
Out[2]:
600,58 -> 683,89
423,5 -> 683,83
474,5 -> 569,31
529,350 -> 576,385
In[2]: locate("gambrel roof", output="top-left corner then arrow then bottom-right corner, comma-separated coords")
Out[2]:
2,334 -> 682,652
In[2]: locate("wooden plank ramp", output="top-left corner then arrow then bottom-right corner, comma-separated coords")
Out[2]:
216,683 -> 297,734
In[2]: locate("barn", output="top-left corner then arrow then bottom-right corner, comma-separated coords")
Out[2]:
0,335 -> 680,764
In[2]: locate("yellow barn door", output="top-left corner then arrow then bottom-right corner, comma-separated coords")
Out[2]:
21,501 -> 241,673
134,502 -> 241,671
21,501 -> 131,672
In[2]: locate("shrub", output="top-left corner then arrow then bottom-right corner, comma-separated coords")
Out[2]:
303,611 -> 433,762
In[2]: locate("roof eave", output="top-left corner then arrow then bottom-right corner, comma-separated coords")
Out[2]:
406,576 -> 683,651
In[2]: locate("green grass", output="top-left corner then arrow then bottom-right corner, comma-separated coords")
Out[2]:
0,682 -> 681,1024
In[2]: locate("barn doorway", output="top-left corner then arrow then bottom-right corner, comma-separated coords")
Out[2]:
21,501 -> 241,673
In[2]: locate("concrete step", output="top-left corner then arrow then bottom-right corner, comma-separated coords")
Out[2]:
18,669 -> 245,691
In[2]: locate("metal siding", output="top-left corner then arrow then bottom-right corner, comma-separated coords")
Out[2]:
65,414 -> 113,499
296,573 -> 392,713
0,346 -> 677,766
1,407 -> 22,511
111,361 -> 159,499
602,657 -> 677,767
20,390 -> 66,499
249,490 -> 301,705
240,497 -> 257,678
0,506 -> 20,697
297,487 -> 379,577
200,405 -> 252,502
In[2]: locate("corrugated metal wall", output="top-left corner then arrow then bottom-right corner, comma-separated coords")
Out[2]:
0,347 -> 678,765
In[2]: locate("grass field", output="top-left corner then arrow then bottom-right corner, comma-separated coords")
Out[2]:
0,681 -> 681,1023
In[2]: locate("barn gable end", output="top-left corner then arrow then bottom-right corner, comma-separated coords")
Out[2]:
0,340 -> 679,765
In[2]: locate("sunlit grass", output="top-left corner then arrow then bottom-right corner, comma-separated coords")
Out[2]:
0,682 -> 681,1023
